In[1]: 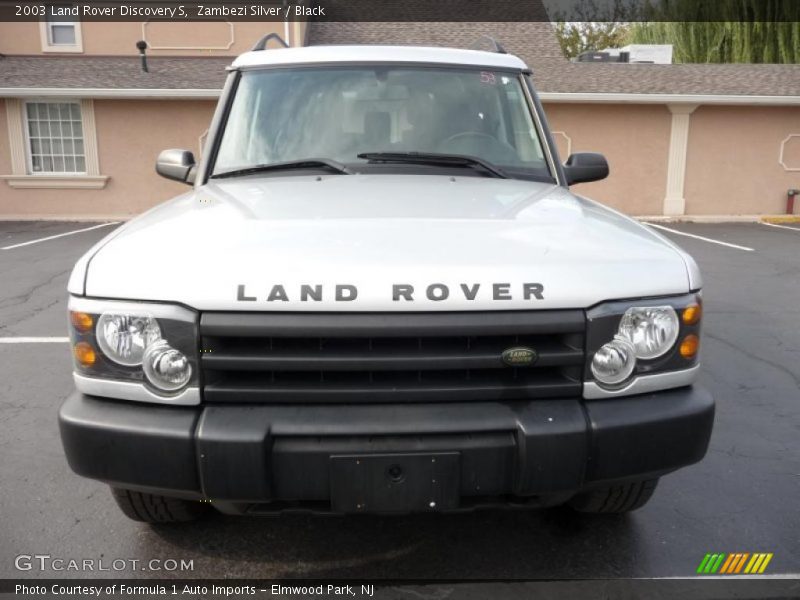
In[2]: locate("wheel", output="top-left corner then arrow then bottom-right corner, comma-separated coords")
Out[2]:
110,487 -> 209,523
569,479 -> 659,514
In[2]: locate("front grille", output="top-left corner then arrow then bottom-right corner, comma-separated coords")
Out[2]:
199,311 -> 585,404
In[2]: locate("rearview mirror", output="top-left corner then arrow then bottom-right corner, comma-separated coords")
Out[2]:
156,149 -> 196,184
564,152 -> 609,185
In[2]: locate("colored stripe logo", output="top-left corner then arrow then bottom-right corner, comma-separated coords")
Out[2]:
697,553 -> 773,575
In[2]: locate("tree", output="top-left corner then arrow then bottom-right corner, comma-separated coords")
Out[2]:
553,21 -> 631,59
627,1 -> 800,63
548,0 -> 636,59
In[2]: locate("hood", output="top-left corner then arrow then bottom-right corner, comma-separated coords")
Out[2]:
78,174 -> 695,311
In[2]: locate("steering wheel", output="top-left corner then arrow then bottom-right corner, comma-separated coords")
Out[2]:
437,132 -> 519,164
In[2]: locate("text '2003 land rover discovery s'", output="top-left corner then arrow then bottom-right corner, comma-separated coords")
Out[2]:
59,41 -> 714,523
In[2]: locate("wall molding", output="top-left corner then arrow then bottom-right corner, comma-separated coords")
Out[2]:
550,130 -> 572,158
0,175 -> 108,189
80,99 -> 101,176
539,92 -> 800,106
779,134 -> 800,172
663,104 -> 699,216
0,88 -> 221,99
4,99 -> 27,174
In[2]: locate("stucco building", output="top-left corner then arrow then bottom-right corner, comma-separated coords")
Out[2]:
0,17 -> 798,219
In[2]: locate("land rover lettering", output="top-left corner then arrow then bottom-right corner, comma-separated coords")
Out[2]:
236,283 -> 546,302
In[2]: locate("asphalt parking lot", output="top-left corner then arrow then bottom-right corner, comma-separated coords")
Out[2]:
0,220 -> 798,586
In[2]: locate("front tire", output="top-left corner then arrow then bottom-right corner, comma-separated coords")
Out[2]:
569,479 -> 659,514
110,487 -> 209,523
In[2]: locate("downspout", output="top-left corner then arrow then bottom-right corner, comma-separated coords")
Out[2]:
283,0 -> 291,46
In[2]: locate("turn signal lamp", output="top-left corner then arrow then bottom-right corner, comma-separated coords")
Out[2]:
73,342 -> 97,368
69,311 -> 94,333
682,304 -> 702,326
679,334 -> 700,359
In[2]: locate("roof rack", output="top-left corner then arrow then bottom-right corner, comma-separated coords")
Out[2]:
469,36 -> 508,55
251,33 -> 290,51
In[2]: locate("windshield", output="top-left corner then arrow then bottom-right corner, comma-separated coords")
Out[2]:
212,66 -> 552,180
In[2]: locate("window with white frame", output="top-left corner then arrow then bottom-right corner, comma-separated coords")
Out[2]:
40,5 -> 82,52
25,102 -> 86,174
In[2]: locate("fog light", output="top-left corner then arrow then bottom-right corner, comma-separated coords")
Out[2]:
69,311 -> 93,333
73,342 -> 96,368
682,304 -> 702,325
591,336 -> 636,386
679,334 -> 700,359
143,340 -> 192,392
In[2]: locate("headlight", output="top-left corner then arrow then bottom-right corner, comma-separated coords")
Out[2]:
96,313 -> 161,366
591,335 -> 636,386
143,340 -> 193,391
68,297 -> 198,403
618,306 -> 679,360
585,293 -> 702,395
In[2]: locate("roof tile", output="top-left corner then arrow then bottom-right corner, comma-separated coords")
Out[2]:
0,55 -> 230,90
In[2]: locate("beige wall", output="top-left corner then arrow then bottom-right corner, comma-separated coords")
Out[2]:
543,102 -> 672,215
684,105 -> 800,215
2,96 -> 799,219
0,99 -> 216,219
0,21 -> 306,55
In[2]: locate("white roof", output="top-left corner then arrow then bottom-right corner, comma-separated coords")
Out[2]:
231,45 -> 528,71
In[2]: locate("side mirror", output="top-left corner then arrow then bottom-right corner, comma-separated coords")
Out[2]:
564,152 -> 609,185
156,149 -> 196,184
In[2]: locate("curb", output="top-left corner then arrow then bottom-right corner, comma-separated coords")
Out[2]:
761,215 -> 800,224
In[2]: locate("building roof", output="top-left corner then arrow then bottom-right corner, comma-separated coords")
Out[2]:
306,21 -> 800,101
0,55 -> 229,97
1,21 -> 799,103
535,60 -> 800,98
306,21 -> 566,66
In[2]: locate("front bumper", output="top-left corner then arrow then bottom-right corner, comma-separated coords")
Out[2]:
59,386 -> 714,513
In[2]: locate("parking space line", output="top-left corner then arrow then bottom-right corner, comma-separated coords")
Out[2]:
0,337 -> 69,343
645,223 -> 755,252
1,222 -> 120,250
762,222 -> 800,232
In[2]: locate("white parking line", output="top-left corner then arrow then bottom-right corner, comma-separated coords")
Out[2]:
762,222 -> 800,232
645,223 -> 755,252
0,337 -> 69,343
1,222 -> 119,251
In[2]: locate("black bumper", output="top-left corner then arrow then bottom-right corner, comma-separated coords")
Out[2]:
59,387 -> 714,513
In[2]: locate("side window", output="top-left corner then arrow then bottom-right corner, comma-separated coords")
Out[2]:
25,102 -> 86,174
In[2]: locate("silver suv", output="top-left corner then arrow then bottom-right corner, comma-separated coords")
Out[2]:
59,42 -> 714,522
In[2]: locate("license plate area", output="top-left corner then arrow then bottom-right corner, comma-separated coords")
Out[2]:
330,452 -> 460,514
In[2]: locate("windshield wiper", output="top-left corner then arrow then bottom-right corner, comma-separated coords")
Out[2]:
357,152 -> 509,179
212,158 -> 353,179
